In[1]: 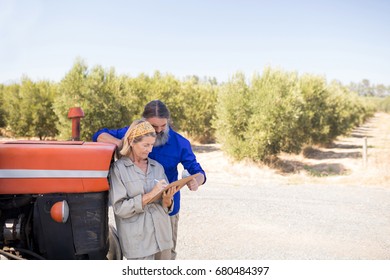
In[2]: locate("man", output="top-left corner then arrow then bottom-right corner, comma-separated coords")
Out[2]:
92,100 -> 206,259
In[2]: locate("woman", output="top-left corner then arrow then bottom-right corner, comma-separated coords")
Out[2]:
109,120 -> 175,260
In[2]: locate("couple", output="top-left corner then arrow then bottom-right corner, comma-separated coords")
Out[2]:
93,100 -> 206,260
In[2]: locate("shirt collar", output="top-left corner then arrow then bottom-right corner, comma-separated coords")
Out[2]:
122,156 -> 156,167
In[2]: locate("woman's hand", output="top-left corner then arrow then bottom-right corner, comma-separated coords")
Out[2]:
162,186 -> 175,209
150,179 -> 167,196
142,179 -> 168,207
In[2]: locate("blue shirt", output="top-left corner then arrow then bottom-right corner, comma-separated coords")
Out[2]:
92,127 -> 206,216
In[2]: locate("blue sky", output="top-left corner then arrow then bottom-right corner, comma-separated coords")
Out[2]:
1,0 -> 389,85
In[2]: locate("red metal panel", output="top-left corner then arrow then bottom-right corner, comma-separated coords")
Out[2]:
0,141 -> 116,194
0,178 -> 110,194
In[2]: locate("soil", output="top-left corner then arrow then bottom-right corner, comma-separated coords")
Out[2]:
176,112 -> 390,259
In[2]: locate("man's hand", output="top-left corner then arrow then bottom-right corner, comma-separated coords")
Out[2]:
187,178 -> 200,191
97,133 -> 122,146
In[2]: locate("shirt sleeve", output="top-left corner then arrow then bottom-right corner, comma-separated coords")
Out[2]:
92,126 -> 129,142
180,138 -> 207,184
109,164 -> 144,219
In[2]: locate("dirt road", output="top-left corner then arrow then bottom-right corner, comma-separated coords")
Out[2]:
175,113 -> 390,259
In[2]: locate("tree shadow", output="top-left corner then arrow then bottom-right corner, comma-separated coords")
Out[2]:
348,122 -> 375,138
302,146 -> 361,160
269,158 -> 349,176
191,144 -> 220,153
350,132 -> 372,138
326,143 -> 362,149
303,163 -> 349,176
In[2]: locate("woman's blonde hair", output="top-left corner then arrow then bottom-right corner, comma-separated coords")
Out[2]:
118,120 -> 156,158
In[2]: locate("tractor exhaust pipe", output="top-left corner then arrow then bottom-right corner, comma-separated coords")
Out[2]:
67,107 -> 85,141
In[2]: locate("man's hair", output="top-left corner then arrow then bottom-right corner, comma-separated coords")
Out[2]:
118,120 -> 156,158
142,100 -> 170,120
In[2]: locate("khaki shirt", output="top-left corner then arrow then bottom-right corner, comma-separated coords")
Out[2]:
109,157 -> 173,259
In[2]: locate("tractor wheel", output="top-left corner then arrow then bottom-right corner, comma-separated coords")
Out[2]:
106,224 -> 122,260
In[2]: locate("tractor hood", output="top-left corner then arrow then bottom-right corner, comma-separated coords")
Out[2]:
0,141 -> 116,194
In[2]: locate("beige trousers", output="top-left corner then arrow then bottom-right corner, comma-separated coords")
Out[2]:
170,213 -> 179,260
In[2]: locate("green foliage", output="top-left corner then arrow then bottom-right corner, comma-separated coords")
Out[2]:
3,78 -> 58,139
246,69 -> 305,160
300,77 -> 373,146
30,81 -> 59,140
2,83 -> 21,134
50,61 -> 219,141
214,67 -> 374,162
1,60 -> 378,162
147,71 -> 184,129
79,66 -> 131,140
179,77 -> 217,143
324,81 -> 373,140
349,80 -> 390,97
299,75 -> 335,144
54,58 -> 89,140
214,69 -> 307,161
0,85 -> 7,128
55,60 -> 140,140
119,74 -> 150,123
213,72 -> 252,159
378,96 -> 390,112
8,80 -> 32,137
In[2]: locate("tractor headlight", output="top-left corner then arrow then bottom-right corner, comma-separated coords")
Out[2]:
50,200 -> 69,223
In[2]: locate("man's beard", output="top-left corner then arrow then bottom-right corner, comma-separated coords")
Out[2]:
154,126 -> 170,147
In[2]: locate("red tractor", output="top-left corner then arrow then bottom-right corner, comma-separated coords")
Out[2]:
0,108 -> 122,260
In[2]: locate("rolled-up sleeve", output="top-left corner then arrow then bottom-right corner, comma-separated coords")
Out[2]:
180,139 -> 206,184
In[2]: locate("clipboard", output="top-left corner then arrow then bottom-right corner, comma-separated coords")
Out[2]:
148,173 -> 201,204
